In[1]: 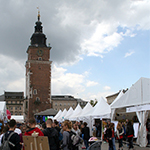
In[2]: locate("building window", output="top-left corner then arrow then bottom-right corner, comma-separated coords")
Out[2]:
20,107 -> 21,110
55,103 -> 57,106
38,57 -> 42,61
26,101 -> 28,109
15,107 -> 17,110
36,97 -> 40,102
33,89 -> 37,95
60,103 -> 62,106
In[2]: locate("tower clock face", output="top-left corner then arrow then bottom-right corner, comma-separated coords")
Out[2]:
37,49 -> 43,56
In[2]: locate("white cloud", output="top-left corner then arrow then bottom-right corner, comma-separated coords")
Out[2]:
86,81 -> 98,87
104,86 -> 111,90
0,54 -> 25,94
82,91 -> 114,101
124,50 -> 135,58
51,64 -> 85,95
81,22 -> 124,57
6,78 -> 25,92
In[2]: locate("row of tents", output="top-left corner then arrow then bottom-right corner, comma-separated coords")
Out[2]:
53,77 -> 150,147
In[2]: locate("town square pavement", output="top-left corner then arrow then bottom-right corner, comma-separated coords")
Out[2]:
100,141 -> 150,150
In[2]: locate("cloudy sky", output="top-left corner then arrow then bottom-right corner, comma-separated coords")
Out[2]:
0,0 -> 149,101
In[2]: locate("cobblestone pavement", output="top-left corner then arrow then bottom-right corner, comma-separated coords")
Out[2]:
101,141 -> 150,150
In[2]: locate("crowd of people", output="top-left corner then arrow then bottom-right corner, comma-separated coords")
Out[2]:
0,118 -> 92,150
0,118 -> 148,150
103,119 -> 135,150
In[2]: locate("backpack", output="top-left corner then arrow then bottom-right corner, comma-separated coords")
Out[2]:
0,132 -> 15,150
68,131 -> 82,150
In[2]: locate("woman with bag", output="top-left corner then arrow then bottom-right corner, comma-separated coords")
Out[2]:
116,122 -> 124,150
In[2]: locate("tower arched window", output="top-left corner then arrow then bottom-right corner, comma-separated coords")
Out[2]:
33,89 -> 37,95
36,97 -> 40,102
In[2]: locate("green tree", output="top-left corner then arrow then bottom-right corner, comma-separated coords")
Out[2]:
90,99 -> 97,107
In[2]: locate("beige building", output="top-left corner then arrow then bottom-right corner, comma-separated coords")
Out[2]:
106,89 -> 128,105
106,91 -> 120,105
52,95 -> 87,111
0,92 -> 24,115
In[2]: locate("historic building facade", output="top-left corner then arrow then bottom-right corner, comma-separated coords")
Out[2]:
52,95 -> 87,111
25,12 -> 52,119
106,89 -> 128,105
0,92 -> 24,115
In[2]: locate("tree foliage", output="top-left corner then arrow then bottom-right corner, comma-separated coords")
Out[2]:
90,99 -> 97,107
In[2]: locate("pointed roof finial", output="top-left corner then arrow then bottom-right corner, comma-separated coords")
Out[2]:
37,7 -> 40,21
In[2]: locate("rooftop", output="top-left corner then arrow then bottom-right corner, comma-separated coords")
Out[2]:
4,92 -> 24,97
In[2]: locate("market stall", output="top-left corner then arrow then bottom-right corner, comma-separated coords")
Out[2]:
111,77 -> 150,147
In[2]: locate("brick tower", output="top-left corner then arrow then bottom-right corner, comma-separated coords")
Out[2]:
25,12 -> 52,119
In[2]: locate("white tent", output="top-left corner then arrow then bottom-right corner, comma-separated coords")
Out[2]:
0,102 -> 7,120
77,102 -> 93,119
64,107 -> 74,120
110,90 -> 124,120
77,102 -> 94,136
53,110 -> 62,120
80,97 -> 111,137
57,109 -> 67,121
68,104 -> 82,120
111,77 -> 150,147
11,115 -> 24,122
85,97 -> 111,118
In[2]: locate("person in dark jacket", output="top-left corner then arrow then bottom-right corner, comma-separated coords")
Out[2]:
42,119 -> 59,150
1,119 -> 21,150
106,123 -> 114,150
126,121 -> 134,150
82,122 -> 90,149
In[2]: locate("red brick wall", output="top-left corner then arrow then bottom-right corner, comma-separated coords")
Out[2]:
26,46 -> 52,119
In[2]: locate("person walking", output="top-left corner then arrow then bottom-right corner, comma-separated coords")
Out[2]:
42,119 -> 59,150
116,122 -> 124,150
1,119 -> 21,150
60,120 -> 72,150
111,123 -> 116,150
82,122 -> 90,149
106,123 -> 115,150
24,118 -> 44,136
126,121 -> 134,150
72,123 -> 81,137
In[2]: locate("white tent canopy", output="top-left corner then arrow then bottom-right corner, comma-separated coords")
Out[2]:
64,107 -> 74,120
68,104 -> 82,120
110,90 -> 124,120
53,110 -> 62,120
84,97 -> 111,118
111,77 -> 150,147
57,109 -> 67,121
11,115 -> 24,123
0,102 -> 7,120
111,77 -> 150,109
77,102 -> 93,119
110,90 -> 124,107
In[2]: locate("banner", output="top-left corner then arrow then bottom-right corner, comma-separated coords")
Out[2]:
126,104 -> 150,113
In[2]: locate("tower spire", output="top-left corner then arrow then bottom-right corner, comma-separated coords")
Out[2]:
30,8 -> 47,47
37,7 -> 40,21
